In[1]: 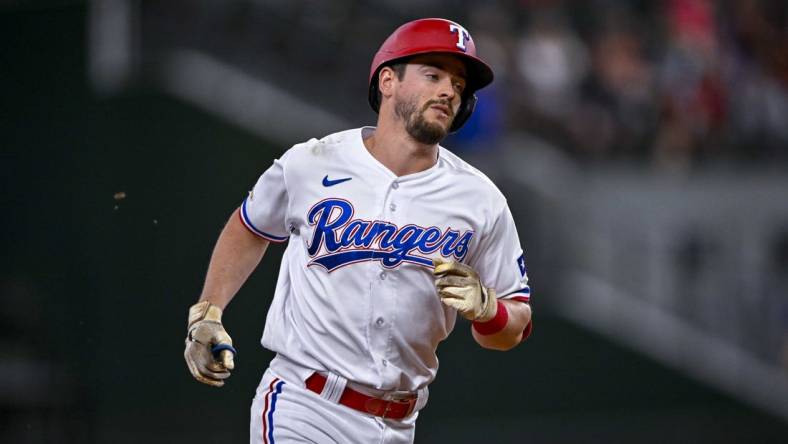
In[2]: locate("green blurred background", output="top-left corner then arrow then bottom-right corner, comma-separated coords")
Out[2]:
3,1 -> 788,443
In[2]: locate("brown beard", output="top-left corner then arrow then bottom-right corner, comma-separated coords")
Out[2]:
395,96 -> 453,145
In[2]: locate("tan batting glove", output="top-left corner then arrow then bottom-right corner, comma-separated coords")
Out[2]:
184,301 -> 236,387
433,258 -> 498,322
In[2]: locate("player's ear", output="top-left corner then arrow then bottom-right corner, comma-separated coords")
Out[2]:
378,66 -> 397,100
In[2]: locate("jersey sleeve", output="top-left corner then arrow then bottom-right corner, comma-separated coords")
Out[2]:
469,203 -> 531,304
239,154 -> 291,243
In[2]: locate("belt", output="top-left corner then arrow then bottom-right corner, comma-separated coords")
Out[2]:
305,373 -> 417,420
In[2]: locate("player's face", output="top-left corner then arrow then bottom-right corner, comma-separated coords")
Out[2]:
393,54 -> 467,145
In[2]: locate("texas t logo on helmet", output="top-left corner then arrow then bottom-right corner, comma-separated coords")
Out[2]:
448,23 -> 470,51
367,18 -> 494,133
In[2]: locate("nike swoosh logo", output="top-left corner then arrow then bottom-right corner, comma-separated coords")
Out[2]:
322,175 -> 352,187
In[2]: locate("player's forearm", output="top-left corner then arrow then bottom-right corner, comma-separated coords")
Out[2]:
199,207 -> 270,310
471,300 -> 531,351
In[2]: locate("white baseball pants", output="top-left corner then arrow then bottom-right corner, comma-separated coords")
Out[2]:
250,368 -> 417,444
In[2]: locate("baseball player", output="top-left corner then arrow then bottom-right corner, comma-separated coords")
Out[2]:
184,18 -> 532,444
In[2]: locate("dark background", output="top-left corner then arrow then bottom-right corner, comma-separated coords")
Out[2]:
2,2 -> 788,443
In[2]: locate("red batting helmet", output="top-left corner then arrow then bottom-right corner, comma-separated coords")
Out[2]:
368,18 -> 494,133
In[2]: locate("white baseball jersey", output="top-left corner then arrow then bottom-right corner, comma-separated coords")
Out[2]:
240,127 -> 530,392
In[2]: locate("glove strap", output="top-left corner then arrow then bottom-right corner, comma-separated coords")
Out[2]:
188,301 -> 224,328
472,301 -> 508,335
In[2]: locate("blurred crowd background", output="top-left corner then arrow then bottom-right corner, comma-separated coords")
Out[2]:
463,0 -> 788,169
3,0 -> 788,443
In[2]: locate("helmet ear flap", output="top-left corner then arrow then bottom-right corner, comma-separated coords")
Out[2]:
449,93 -> 477,133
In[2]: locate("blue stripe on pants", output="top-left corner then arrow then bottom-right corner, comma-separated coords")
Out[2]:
267,380 -> 285,444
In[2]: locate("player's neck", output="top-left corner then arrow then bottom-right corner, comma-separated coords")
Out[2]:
363,124 -> 439,177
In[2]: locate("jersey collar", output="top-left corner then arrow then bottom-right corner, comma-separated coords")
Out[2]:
355,126 -> 443,182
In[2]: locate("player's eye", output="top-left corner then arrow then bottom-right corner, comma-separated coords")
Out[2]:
425,73 -> 439,81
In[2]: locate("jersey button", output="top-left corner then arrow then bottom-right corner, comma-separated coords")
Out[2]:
391,182 -> 399,190
389,203 -> 397,212
375,317 -> 384,326
382,359 -> 388,366
379,271 -> 387,280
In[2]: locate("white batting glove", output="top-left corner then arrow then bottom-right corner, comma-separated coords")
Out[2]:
433,258 -> 498,322
184,301 -> 236,387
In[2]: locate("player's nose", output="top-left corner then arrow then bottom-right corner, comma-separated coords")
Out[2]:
435,76 -> 457,100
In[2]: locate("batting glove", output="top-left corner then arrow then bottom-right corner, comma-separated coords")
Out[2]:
433,258 -> 498,322
184,301 -> 237,387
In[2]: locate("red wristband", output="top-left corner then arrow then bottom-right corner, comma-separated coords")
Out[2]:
472,301 -> 508,335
